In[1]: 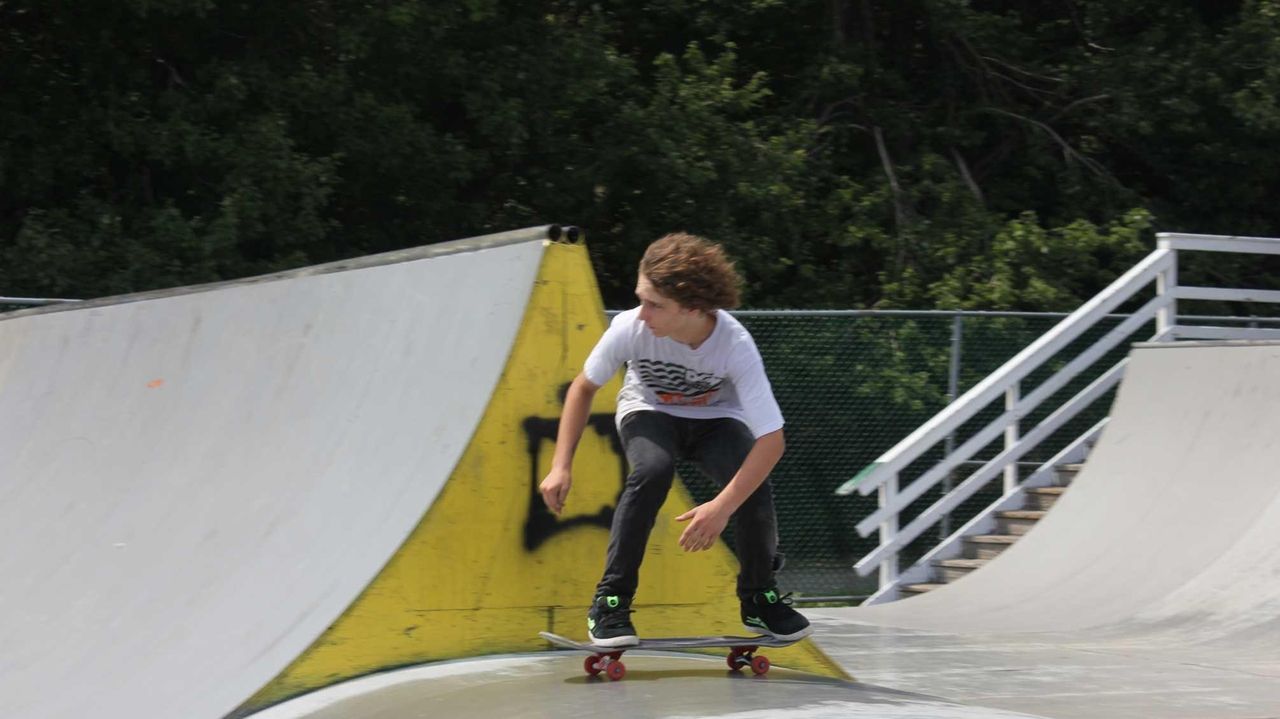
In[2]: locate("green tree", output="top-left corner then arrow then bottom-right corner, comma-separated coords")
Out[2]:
3,0 -> 1279,311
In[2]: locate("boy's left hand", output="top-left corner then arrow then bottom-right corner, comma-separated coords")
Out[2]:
676,502 -> 731,552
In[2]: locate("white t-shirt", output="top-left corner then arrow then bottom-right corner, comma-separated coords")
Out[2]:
583,307 -> 784,438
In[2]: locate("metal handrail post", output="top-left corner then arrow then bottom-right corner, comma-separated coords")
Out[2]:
1156,247 -> 1178,337
942,314 -> 963,539
878,473 -> 900,597
1004,384 -> 1020,493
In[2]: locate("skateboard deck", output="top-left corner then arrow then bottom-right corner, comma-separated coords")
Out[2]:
539,630 -> 802,680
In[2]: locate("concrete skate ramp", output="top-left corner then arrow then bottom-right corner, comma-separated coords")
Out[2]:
241,237 -> 843,712
0,225 -> 842,719
0,228 -> 550,719
813,340 -> 1280,717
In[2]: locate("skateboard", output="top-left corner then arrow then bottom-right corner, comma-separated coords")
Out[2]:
539,630 -> 801,680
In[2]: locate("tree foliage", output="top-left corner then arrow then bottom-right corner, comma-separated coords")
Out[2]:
2,0 -> 1279,308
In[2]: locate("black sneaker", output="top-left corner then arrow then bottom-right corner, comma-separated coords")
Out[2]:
741,589 -> 811,641
587,594 -> 638,647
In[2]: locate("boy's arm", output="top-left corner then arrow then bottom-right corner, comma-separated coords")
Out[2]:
539,372 -> 601,514
676,428 -> 785,551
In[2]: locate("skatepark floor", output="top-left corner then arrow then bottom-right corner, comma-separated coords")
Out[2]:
246,615 -> 1280,719
248,651 -> 1049,719
807,611 -> 1280,719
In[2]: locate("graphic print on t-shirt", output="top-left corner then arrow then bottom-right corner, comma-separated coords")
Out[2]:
634,359 -> 724,407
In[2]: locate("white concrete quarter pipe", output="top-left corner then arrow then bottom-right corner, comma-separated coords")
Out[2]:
813,340 -> 1280,718
0,226 -> 842,719
0,230 -> 547,719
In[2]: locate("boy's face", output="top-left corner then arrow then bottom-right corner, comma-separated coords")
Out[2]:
635,275 -> 695,338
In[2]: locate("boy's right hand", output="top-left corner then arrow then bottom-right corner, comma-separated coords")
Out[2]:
539,467 -> 573,514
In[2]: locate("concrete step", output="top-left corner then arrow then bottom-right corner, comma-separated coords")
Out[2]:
898,462 -> 1080,596
997,509 -> 1046,535
963,534 -> 1020,560
934,558 -> 988,583
1054,463 -> 1084,485
901,583 -> 948,596
1025,486 -> 1067,511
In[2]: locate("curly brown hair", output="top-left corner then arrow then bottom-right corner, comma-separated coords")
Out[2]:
639,232 -> 743,311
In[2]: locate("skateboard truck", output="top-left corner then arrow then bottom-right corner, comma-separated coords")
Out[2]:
581,644 -> 772,681
725,645 -> 771,675
583,651 -> 628,680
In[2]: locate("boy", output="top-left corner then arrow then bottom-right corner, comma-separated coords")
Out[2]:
538,232 -> 810,647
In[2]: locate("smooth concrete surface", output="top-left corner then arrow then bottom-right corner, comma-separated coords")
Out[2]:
0,232 -> 547,719
806,615 -> 1280,719
813,341 -> 1280,718
249,653 -> 1050,719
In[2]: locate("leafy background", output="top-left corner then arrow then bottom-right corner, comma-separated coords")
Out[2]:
5,1 -> 1280,311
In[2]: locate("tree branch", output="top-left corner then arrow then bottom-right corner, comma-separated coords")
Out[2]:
873,126 -> 913,274
982,107 -> 1120,185
1049,94 -> 1112,122
1065,0 -> 1115,53
976,54 -> 1064,84
951,147 -> 984,205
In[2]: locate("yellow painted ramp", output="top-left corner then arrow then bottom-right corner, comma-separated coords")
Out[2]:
243,241 -> 843,712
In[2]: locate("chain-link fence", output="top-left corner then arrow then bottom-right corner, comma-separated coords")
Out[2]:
8,295 -> 1277,602
666,310 -> 1280,602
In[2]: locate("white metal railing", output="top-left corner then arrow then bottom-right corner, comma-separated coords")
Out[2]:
840,232 -> 1280,603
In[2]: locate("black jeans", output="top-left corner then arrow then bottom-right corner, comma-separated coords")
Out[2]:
595,410 -> 779,601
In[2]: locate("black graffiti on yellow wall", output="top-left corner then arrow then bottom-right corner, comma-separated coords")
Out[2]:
522,384 -> 627,551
